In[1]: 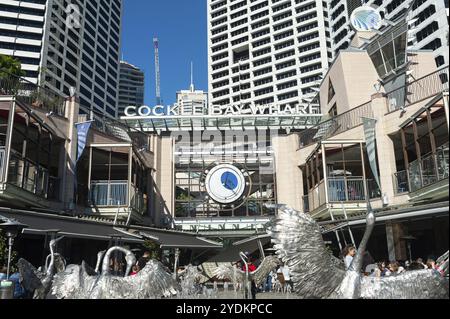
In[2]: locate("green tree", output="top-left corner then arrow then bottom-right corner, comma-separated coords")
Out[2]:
0,54 -> 24,78
143,240 -> 162,260
0,55 -> 25,96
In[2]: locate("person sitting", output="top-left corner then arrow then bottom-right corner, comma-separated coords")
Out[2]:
137,251 -> 151,270
130,265 -> 140,276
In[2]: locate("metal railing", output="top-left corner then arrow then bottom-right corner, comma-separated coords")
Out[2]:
308,180 -> 327,212
130,184 -> 146,215
303,195 -> 310,213
307,177 -> 380,212
91,115 -> 150,152
0,148 -> 5,182
408,143 -> 449,193
386,66 -> 449,113
6,152 -> 59,200
90,181 -> 147,214
393,170 -> 409,195
298,101 -> 373,149
327,177 -> 366,202
90,181 -> 128,206
0,73 -> 66,117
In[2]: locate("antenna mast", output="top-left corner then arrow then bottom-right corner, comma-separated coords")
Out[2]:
153,37 -> 161,105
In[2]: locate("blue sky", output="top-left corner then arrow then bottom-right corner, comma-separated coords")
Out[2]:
122,0 -> 208,106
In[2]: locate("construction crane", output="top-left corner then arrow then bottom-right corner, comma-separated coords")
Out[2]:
153,37 -> 162,106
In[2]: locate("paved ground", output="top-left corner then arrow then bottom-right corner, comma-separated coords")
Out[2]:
204,290 -> 300,300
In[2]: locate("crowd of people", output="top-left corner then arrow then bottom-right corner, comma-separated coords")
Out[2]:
340,244 -> 445,278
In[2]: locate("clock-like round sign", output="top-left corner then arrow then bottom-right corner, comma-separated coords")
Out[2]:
205,164 -> 246,204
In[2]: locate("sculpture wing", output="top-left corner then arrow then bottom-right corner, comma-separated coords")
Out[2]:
268,205 -> 346,298
17,258 -> 43,293
127,260 -> 180,299
51,264 -> 83,299
361,270 -> 449,299
212,264 -> 245,283
251,256 -> 280,286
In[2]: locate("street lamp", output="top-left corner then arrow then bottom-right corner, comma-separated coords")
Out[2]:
0,220 -> 28,280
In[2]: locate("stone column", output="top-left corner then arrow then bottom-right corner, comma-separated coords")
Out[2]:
385,221 -> 408,261
272,134 -> 303,211
62,96 -> 79,209
370,93 -> 397,204
153,135 -> 174,227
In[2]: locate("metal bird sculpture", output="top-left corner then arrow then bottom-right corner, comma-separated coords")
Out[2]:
213,254 -> 280,289
52,246 -> 180,299
268,204 -> 449,299
18,236 -> 65,299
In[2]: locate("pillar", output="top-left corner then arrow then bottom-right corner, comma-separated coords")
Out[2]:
62,95 -> 79,209
153,134 -> 174,227
370,93 -> 397,204
385,221 -> 408,261
272,134 -> 303,211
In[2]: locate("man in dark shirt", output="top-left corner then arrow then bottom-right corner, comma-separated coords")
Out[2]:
137,251 -> 151,270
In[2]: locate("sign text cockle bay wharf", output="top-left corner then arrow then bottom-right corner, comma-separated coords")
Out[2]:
123,103 -> 314,118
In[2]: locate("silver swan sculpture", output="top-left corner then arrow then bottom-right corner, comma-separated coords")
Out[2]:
18,236 -> 65,299
52,246 -> 180,299
268,204 -> 449,299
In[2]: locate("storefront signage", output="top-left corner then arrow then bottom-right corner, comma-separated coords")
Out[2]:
123,103 -> 311,118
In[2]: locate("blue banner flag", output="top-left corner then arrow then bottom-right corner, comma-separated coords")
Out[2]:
76,121 -> 92,162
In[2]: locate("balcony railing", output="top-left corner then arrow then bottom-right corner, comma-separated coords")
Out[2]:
386,66 -> 449,113
393,170 -> 409,194
130,184 -> 146,214
0,148 -> 5,182
303,195 -> 310,213
90,181 -> 147,215
6,152 -> 60,200
307,178 -> 380,212
298,101 -> 373,148
327,177 -> 366,202
0,73 -> 66,117
407,143 -> 449,193
90,181 -> 128,206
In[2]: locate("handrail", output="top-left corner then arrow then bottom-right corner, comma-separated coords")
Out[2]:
298,100 -> 373,148
0,71 -> 66,117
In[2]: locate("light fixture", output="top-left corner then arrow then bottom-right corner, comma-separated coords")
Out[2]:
0,220 -> 28,280
373,81 -> 382,93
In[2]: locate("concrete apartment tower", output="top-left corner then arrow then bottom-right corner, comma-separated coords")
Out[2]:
118,60 -> 145,117
0,0 -> 123,119
207,0 -> 331,110
328,0 -> 449,67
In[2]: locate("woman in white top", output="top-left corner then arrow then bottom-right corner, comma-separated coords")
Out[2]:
342,245 -> 357,270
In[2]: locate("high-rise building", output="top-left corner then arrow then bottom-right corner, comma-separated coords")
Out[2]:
175,67 -> 208,115
207,0 -> 331,109
118,61 -> 145,117
0,0 -> 123,118
328,0 -> 449,67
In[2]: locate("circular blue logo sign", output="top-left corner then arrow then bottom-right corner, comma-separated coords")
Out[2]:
221,171 -> 238,190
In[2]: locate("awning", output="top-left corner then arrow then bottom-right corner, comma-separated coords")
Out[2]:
0,208 -> 224,249
207,234 -> 271,263
138,229 -> 223,249
0,209 -> 144,244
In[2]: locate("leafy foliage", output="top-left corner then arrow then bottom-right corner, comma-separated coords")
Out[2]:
143,240 -> 162,260
0,55 -> 24,78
